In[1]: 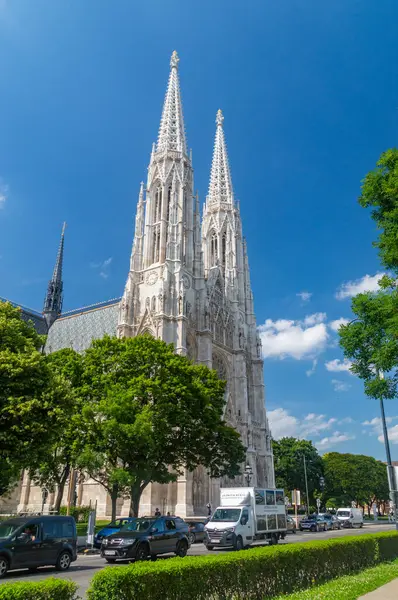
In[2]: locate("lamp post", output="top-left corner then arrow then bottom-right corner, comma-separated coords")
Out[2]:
378,370 -> 398,531
244,464 -> 253,486
303,455 -> 310,516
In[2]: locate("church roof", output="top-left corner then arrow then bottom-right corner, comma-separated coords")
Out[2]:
207,109 -> 234,205
45,298 -> 121,353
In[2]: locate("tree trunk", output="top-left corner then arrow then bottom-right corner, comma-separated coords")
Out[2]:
129,483 -> 142,517
54,464 -> 70,513
110,484 -> 119,523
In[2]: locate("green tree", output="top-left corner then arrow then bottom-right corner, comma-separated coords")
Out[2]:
0,301 -> 71,495
323,453 -> 389,513
31,348 -> 84,512
78,335 -> 246,521
272,438 -> 324,508
339,149 -> 398,400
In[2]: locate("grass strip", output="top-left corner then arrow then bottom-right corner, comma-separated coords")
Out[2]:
277,559 -> 398,599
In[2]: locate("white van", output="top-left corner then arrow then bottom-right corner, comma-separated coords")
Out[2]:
336,507 -> 363,528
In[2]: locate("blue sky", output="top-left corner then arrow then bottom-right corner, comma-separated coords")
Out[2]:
1,0 -> 398,460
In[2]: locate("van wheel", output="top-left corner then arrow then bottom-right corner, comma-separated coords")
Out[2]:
360,523 -> 363,528
234,536 -> 244,551
175,540 -> 188,558
56,551 -> 71,571
0,557 -> 9,579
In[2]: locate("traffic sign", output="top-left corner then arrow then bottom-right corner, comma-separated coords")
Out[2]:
316,498 -> 321,507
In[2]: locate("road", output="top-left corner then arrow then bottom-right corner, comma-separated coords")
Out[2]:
0,523 -> 394,598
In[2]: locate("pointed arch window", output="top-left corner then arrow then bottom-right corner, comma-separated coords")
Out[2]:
210,231 -> 218,266
154,186 -> 162,223
221,232 -> 226,269
152,225 -> 160,263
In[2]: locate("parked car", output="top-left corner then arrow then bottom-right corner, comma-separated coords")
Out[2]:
186,521 -> 206,544
286,516 -> 297,534
299,515 -> 327,532
0,516 -> 77,578
319,513 -> 334,530
94,517 -> 136,549
101,516 -> 190,563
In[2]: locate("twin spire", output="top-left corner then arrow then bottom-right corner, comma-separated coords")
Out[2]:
156,52 -> 234,205
43,222 -> 66,328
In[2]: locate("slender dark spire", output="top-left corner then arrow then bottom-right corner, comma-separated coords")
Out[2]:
43,222 -> 65,329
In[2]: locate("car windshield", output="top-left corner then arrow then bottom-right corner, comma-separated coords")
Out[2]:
121,518 -> 155,532
305,515 -> 317,521
0,523 -> 22,538
211,509 -> 241,522
338,510 -> 350,518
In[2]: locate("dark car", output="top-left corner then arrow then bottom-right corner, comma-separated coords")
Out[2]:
0,516 -> 77,578
186,521 -> 206,544
101,516 -> 190,563
299,515 -> 327,532
94,518 -> 136,549
319,513 -> 341,531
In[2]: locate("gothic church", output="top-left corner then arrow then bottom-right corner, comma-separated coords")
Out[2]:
1,52 -> 274,517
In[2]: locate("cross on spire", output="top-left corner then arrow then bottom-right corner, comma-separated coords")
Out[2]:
156,51 -> 187,154
207,109 -> 234,204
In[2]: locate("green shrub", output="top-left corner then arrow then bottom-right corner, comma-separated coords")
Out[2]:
0,578 -> 78,600
87,532 -> 398,600
59,505 -> 91,523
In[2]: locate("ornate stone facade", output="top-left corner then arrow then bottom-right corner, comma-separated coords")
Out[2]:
117,52 -> 274,516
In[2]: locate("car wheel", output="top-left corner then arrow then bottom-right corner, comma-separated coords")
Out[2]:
311,525 -> 316,532
234,536 -> 244,551
0,557 -> 9,579
324,525 -> 327,532
269,533 -> 278,545
188,532 -> 196,544
136,544 -> 149,561
206,545 -> 214,551
56,551 -> 71,571
292,528 -> 296,534
175,539 -> 188,558
105,558 -> 116,563
150,555 -> 157,562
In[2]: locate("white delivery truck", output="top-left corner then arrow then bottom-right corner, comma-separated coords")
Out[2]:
336,507 -> 364,528
204,487 -> 287,550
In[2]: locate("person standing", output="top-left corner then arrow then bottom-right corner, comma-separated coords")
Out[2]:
154,508 -> 161,517
206,503 -> 212,516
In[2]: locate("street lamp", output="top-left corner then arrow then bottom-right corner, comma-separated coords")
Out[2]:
244,464 -> 253,486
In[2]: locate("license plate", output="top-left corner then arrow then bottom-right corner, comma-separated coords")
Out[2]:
210,539 -> 219,544
104,550 -> 116,556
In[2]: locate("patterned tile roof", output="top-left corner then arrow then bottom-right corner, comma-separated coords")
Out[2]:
45,298 -> 121,353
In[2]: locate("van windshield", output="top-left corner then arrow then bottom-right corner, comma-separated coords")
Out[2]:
0,523 -> 21,539
211,509 -> 241,523
337,510 -> 350,518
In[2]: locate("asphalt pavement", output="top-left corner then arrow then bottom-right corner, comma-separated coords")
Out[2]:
0,523 -> 394,599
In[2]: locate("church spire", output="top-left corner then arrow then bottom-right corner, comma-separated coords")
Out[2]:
43,222 -> 65,329
156,51 -> 187,154
207,109 -> 234,205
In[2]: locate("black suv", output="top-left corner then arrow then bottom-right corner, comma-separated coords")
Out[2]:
101,516 -> 190,562
0,516 -> 77,578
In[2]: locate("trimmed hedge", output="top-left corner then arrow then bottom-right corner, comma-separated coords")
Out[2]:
60,505 -> 91,523
87,532 -> 398,600
0,578 -> 78,599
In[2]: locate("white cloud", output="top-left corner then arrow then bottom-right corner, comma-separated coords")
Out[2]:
339,417 -> 354,424
297,291 -> 312,303
306,359 -> 318,377
329,318 -> 350,332
362,417 -> 398,444
90,257 -> 113,279
317,432 -> 355,450
380,425 -> 398,445
259,314 -> 329,360
331,379 -> 351,392
268,408 -> 338,441
336,273 -> 385,300
325,358 -> 353,373
0,179 -> 9,209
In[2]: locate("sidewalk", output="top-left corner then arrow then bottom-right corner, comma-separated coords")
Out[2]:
359,578 -> 398,599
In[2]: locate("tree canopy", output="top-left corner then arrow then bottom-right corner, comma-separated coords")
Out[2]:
272,437 -> 323,507
339,148 -> 398,400
78,335 -> 246,519
323,452 -> 389,512
0,301 -> 73,495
